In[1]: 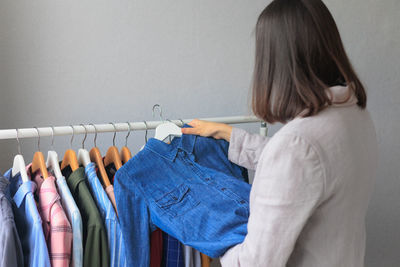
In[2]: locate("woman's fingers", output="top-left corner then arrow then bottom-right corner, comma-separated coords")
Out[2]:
181,120 -> 230,141
181,127 -> 199,135
182,119 -> 203,135
187,119 -> 200,127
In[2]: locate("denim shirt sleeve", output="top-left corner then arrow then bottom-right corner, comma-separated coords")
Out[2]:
114,167 -> 151,267
228,127 -> 270,171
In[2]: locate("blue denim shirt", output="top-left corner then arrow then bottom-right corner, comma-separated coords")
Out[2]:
114,128 -> 250,267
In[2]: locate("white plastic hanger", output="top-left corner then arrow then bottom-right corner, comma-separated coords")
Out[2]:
77,124 -> 91,167
12,129 -> 29,182
139,121 -> 149,151
46,126 -> 62,179
154,121 -> 182,141
153,104 -> 182,142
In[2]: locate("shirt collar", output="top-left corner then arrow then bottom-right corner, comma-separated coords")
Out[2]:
67,167 -> 86,191
85,162 -> 97,179
145,124 -> 196,161
3,168 -> 37,208
37,175 -> 60,222
297,85 -> 358,117
328,85 -> 358,106
13,182 -> 36,208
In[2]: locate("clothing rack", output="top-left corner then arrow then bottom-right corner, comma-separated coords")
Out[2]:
0,115 -> 267,140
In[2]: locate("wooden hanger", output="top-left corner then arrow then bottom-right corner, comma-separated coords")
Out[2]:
104,146 -> 122,170
32,151 -> 49,178
89,123 -> 111,187
120,122 -> 132,164
31,127 -> 49,178
120,147 -> 132,165
103,122 -> 122,170
60,125 -> 79,172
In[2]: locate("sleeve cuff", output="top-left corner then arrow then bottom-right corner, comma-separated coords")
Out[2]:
228,127 -> 247,164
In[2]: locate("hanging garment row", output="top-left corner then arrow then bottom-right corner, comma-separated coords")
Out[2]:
0,115 -> 263,267
0,121 -> 215,267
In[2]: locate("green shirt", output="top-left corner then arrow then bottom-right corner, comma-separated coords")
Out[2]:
63,167 -> 109,267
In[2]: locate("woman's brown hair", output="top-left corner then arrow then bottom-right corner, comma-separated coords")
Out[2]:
252,0 -> 366,123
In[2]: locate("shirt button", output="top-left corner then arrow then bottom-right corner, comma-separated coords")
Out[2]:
240,200 -> 246,204
221,188 -> 226,191
172,197 -> 178,200
205,178 -> 210,181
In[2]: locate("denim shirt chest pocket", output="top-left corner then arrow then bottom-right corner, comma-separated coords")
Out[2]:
155,184 -> 200,218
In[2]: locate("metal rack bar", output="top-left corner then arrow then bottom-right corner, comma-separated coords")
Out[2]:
0,115 -> 267,140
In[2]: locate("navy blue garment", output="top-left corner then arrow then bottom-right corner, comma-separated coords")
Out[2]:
114,126 -> 250,267
161,232 -> 184,267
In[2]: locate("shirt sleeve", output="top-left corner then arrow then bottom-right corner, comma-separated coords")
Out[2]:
85,225 -> 110,267
228,127 -> 270,171
220,133 -> 326,267
114,167 -> 151,267
0,220 -> 24,267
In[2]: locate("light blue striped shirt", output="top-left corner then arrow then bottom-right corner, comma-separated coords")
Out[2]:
85,162 -> 127,267
56,175 -> 83,267
4,169 -> 51,267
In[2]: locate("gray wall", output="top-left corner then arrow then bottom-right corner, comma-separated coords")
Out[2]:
0,1 -> 398,266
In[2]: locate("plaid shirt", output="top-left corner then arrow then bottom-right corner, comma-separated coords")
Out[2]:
55,175 -> 83,267
162,233 -> 184,267
29,166 -> 73,267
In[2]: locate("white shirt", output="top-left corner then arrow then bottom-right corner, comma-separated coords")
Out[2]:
220,85 -> 378,267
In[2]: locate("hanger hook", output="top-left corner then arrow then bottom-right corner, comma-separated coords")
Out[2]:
69,125 -> 75,148
152,104 -> 164,122
179,118 -> 185,127
143,121 -> 148,143
16,129 -> 22,155
108,122 -> 117,146
89,123 -> 98,147
125,122 -> 132,147
33,127 -> 41,152
50,126 -> 55,150
80,124 -> 88,149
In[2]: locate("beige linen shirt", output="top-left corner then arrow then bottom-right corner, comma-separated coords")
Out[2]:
220,86 -> 378,267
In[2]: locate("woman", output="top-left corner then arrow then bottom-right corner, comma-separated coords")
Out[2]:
182,0 -> 378,266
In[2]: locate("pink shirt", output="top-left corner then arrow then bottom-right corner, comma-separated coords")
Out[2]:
105,185 -> 118,215
28,165 -> 73,267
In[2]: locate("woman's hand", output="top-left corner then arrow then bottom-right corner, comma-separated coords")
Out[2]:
181,119 -> 233,142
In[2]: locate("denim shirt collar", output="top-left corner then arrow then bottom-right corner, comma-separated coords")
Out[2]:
145,124 -> 196,161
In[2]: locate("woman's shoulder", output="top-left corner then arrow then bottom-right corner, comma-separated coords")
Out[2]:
276,105 -> 374,145
270,105 -> 377,185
